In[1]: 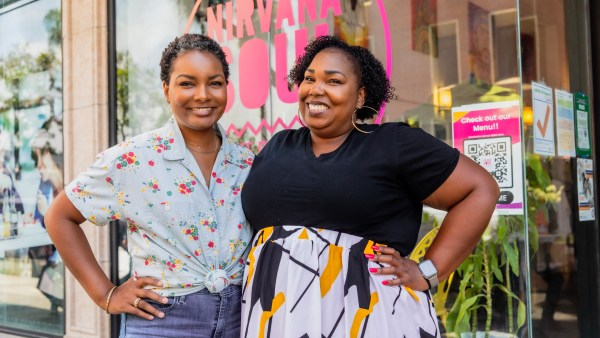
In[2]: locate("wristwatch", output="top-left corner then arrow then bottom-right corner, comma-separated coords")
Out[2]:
418,259 -> 439,290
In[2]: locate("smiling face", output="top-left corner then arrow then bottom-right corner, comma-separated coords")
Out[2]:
298,48 -> 365,137
163,50 -> 227,135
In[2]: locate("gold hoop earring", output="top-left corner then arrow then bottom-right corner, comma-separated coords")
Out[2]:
297,109 -> 307,127
352,108 -> 374,134
357,105 -> 381,118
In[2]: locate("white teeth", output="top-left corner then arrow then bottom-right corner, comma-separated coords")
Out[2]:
308,104 -> 328,112
189,107 -> 212,112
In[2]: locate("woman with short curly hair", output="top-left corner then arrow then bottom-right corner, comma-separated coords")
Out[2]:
46,34 -> 253,338
287,35 -> 396,121
240,35 -> 499,337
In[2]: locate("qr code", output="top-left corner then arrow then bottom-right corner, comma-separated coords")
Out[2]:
464,136 -> 512,188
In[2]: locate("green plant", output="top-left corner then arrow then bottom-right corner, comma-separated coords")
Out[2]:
442,153 -> 563,338
525,154 -> 564,252
444,214 -> 526,338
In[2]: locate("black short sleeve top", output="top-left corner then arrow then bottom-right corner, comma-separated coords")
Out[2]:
241,122 -> 460,255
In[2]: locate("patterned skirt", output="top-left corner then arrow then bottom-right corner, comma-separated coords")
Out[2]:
241,226 -> 440,338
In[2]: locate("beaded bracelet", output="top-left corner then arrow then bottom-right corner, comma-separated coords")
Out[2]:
104,285 -> 118,314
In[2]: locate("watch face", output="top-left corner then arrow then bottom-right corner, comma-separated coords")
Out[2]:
419,260 -> 437,278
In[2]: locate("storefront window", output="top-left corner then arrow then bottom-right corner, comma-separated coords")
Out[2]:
116,0 -> 383,150
0,0 -> 64,336
395,2 -> 531,337
520,0 -> 587,336
116,1 -> 529,337
115,1 -> 595,337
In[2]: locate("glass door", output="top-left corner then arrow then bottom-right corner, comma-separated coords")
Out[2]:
519,0 -> 596,337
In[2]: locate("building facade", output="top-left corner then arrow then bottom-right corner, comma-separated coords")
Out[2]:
0,0 -> 598,337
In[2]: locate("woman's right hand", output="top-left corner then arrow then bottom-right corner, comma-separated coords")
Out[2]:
105,276 -> 168,320
45,194 -> 167,320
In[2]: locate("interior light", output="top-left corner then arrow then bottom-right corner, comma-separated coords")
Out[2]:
523,106 -> 533,125
439,89 -> 452,108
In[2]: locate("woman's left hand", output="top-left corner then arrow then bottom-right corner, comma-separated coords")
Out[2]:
367,245 -> 430,292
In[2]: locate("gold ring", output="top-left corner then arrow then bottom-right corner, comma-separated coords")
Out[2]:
133,297 -> 141,308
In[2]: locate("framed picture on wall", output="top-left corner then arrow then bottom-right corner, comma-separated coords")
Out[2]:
468,2 -> 491,84
411,0 -> 437,55
429,21 -> 460,87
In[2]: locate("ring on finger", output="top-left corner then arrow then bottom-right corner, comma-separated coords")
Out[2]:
133,297 -> 141,308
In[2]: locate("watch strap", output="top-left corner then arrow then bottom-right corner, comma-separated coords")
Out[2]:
423,275 -> 432,290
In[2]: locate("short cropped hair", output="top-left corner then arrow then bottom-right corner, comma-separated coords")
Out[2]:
160,34 -> 229,84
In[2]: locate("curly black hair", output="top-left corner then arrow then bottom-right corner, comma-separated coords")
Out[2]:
288,36 -> 396,120
160,34 -> 230,84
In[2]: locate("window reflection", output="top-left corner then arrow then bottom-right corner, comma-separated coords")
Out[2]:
114,1 -> 588,337
0,0 -> 64,335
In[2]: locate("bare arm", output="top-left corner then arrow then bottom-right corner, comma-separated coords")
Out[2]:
421,154 -> 499,280
45,192 -> 167,319
370,154 -> 499,290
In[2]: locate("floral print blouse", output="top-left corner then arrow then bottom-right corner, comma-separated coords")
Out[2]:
66,117 -> 254,296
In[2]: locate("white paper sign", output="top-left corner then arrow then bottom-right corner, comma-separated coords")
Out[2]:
554,89 -> 576,157
532,82 -> 555,156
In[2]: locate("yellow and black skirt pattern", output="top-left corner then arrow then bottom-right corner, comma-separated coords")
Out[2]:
241,226 -> 440,338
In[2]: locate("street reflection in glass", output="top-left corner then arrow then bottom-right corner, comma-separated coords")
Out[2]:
0,0 -> 64,335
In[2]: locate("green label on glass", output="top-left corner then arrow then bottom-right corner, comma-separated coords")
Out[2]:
575,93 -> 591,158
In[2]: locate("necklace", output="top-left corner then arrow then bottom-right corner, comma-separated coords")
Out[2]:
185,137 -> 221,154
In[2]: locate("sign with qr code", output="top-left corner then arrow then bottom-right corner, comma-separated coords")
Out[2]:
452,101 -> 523,215
464,137 -> 512,188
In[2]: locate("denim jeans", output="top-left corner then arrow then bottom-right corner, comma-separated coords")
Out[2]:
119,285 -> 241,338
